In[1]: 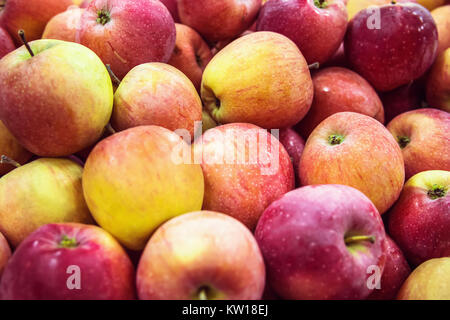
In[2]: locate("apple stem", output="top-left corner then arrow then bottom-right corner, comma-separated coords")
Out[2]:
59,235 -> 78,248
0,155 -> 21,168
18,30 -> 34,57
345,235 -> 376,245
106,123 -> 116,135
106,64 -> 121,86
427,184 -> 447,200
328,134 -> 344,145
397,136 -> 410,149
314,0 -> 328,9
198,289 -> 208,300
308,62 -> 320,70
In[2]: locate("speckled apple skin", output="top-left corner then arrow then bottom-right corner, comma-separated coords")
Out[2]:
257,0 -> 348,65
137,211 -> 265,300
345,2 -> 438,92
255,184 -> 387,300
160,0 -> 180,22
426,49 -> 450,112
389,170 -> 450,266
42,7 -> 84,42
0,223 -> 136,300
0,27 -> 15,59
387,108 -> 450,179
77,0 -> 176,79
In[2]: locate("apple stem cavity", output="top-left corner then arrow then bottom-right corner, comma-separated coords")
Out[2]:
328,134 -> 344,145
308,62 -> 320,70
106,123 -> 116,135
0,155 -> 21,168
106,64 -> 121,86
18,30 -> 34,57
344,235 -> 376,245
314,0 -> 328,9
96,9 -> 111,25
59,235 -> 78,248
397,136 -> 410,149
427,184 -> 447,200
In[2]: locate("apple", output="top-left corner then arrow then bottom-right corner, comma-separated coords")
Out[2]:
42,6 -> 84,42
346,0 -> 417,21
278,128 -> 305,183
416,0 -> 447,11
426,49 -> 450,112
0,0 -> 74,45
322,42 -> 348,68
345,2 -> 438,92
177,0 -> 261,43
79,0 -> 93,8
111,63 -> 202,139
295,67 -> 384,138
0,223 -> 136,300
299,112 -> 405,215
388,170 -> 450,266
76,0 -> 176,79
137,211 -> 265,300
168,23 -> 212,91
397,257 -> 450,300
160,0 -> 179,22
379,81 -> 423,124
201,110 -> 217,134
387,108 -> 450,179
431,5 -> 450,56
0,39 -> 113,157
255,184 -> 387,300
0,158 -> 93,248
368,236 -> 411,300
257,0 -> 348,65
82,126 -> 204,250
0,120 -> 32,176
0,26 -> 14,59
193,123 -> 294,230
0,231 -> 10,279
201,32 -> 314,129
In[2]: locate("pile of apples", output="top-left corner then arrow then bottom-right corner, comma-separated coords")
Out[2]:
0,0 -> 449,300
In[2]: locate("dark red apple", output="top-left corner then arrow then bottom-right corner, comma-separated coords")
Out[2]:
0,223 -> 136,300
257,0 -> 348,65
160,0 -> 179,22
255,184 -> 387,300
278,128 -> 305,183
345,2 -> 438,92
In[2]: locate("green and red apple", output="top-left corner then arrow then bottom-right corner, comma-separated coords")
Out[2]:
0,120 -> 31,176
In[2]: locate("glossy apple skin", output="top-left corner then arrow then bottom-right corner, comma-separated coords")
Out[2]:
380,81 -> 423,124
0,120 -> 32,177
0,27 -> 14,59
0,158 -> 93,247
82,126 -> 204,250
0,231 -> 11,279
0,40 -> 113,157
0,0 -> 74,45
426,49 -> 450,112
368,236 -> 411,300
42,6 -> 84,42
432,5 -> 450,56
137,211 -> 265,300
0,223 -> 136,300
168,24 -> 212,91
257,0 -> 348,65
255,184 -> 387,300
346,0 -> 416,20
389,170 -> 450,266
111,63 -> 202,138
295,67 -> 384,138
160,0 -> 179,22
300,112 -> 405,214
77,0 -> 176,79
397,257 -> 450,300
278,128 -> 305,183
194,123 -> 294,230
177,0 -> 261,43
345,2 -> 438,92
201,32 -> 314,129
387,108 -> 450,179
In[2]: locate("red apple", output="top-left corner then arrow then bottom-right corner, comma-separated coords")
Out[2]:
295,67 -> 384,138
257,0 -> 348,65
79,0 -> 92,8
0,26 -> 14,59
42,6 -> 84,42
111,63 -> 202,139
345,2 -> 438,92
322,42 -> 348,68
177,0 -> 261,43
426,48 -> 450,112
0,223 -> 136,300
193,123 -> 295,230
168,24 -> 212,91
387,108 -> 450,179
278,128 -> 305,183
368,236 -> 411,300
431,5 -> 450,57
0,120 -> 32,177
0,0 -> 74,45
137,211 -> 265,300
299,112 -> 405,215
160,0 -> 179,22
76,0 -> 176,79
0,231 -> 11,279
389,170 -> 450,266
255,184 -> 387,300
